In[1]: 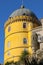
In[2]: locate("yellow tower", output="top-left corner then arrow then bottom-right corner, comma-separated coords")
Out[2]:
4,5 -> 41,64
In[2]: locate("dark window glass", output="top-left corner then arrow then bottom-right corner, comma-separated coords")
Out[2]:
23,23 -> 26,28
23,38 -> 27,44
8,26 -> 11,32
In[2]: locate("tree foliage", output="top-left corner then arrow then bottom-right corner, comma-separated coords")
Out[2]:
19,50 -> 31,65
5,51 -> 43,65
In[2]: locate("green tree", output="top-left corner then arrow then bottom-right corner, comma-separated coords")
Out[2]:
31,57 -> 38,65
19,50 -> 31,65
39,59 -> 43,65
5,61 -> 15,65
5,62 -> 10,65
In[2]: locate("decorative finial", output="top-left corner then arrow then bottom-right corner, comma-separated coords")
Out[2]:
21,0 -> 25,8
22,0 -> 23,5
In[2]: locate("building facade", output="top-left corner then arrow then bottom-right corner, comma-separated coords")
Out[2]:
4,5 -> 42,64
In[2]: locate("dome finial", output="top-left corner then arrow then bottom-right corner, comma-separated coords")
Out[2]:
22,0 -> 23,5
21,0 -> 25,8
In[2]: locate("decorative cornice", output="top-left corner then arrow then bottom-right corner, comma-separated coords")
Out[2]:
4,55 -> 20,62
4,46 -> 31,54
4,16 -> 41,30
5,31 -> 28,39
5,26 -> 42,39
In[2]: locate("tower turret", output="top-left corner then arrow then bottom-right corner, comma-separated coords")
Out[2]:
4,5 -> 41,64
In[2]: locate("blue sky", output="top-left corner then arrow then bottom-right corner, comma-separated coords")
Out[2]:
0,0 -> 43,64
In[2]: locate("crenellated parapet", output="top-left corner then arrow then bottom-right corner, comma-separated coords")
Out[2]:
4,16 -> 41,29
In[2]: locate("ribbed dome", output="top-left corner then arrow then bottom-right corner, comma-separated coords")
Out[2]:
9,5 -> 36,17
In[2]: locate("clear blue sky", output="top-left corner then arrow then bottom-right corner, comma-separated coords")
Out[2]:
0,0 -> 43,64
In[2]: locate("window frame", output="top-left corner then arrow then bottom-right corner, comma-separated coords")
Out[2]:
23,38 -> 27,44
23,23 -> 26,28
8,26 -> 11,32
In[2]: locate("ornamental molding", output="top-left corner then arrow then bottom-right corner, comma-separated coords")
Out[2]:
4,16 -> 40,29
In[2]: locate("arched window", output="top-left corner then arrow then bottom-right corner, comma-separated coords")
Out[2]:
23,38 -> 27,44
8,26 -> 11,32
23,23 -> 26,28
7,41 -> 10,48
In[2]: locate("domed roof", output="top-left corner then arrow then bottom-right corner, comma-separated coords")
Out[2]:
9,5 -> 36,17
